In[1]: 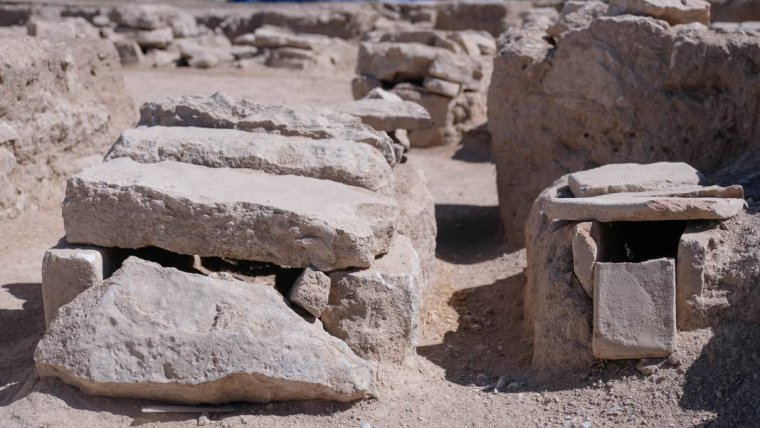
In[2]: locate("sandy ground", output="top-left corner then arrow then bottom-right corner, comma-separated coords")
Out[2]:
0,66 -> 757,427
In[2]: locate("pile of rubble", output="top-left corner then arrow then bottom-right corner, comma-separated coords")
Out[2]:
524,162 -> 753,373
35,92 -> 437,403
488,0 -> 760,246
0,35 -> 134,218
352,29 -> 496,147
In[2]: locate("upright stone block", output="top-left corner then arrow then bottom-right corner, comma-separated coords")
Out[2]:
41,240 -> 115,327
593,258 -> 677,359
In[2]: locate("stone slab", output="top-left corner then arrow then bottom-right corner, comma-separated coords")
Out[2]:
288,267 -> 330,318
138,92 -> 398,166
572,222 -> 600,298
63,158 -> 399,271
545,192 -> 746,222
329,99 -> 432,132
35,257 -> 377,403
593,258 -> 676,359
568,162 -> 702,197
322,235 -> 422,364
105,126 -> 394,195
609,0 -> 710,26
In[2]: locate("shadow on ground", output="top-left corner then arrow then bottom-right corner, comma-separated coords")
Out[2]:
435,204 -> 505,264
680,323 -> 760,426
418,272 -> 531,385
452,125 -> 492,163
0,283 -> 44,403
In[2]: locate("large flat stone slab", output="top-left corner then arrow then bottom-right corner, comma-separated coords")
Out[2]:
609,0 -> 710,26
593,258 -> 676,359
568,162 -> 702,197
105,126 -> 394,195
35,257 -> 377,403
329,99 -> 432,132
545,190 -> 746,222
322,235 -> 422,364
137,92 -> 398,166
63,158 -> 399,270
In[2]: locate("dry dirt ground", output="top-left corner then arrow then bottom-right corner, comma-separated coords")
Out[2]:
0,66 -> 758,427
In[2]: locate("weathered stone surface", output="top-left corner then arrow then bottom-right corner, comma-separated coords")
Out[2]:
145,48 -> 181,68
392,159 -> 437,285
138,92 -> 398,166
351,75 -> 382,100
35,257 -> 377,403
427,53 -> 482,88
27,18 -> 100,40
572,222 -> 600,298
489,16 -> 760,244
423,76 -> 460,98
545,191 -> 746,222
357,42 -> 439,82
524,177 -> 594,374
110,4 -> 198,37
105,126 -> 394,195
111,35 -> 144,65
41,240 -> 116,327
609,0 -> 711,26
135,27 -> 174,49
242,26 -> 330,50
391,85 -> 452,148
63,158 -> 399,271
593,259 -> 677,359
365,87 -> 403,102
329,99 -> 432,132
548,0 -> 609,39
322,235 -> 422,364
288,268 -> 330,317
568,162 -> 702,197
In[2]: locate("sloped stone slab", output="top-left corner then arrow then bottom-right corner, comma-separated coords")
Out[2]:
322,235 -> 422,364
35,257 -> 377,404
63,158 -> 399,270
138,92 -> 398,166
593,258 -> 676,359
545,191 -> 745,222
329,99 -> 432,132
568,162 -> 701,197
105,126 -> 394,195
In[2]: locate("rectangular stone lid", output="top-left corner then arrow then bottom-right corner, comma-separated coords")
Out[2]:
546,186 -> 746,222
568,162 -> 702,197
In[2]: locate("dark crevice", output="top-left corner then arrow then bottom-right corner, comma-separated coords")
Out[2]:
598,221 -> 687,263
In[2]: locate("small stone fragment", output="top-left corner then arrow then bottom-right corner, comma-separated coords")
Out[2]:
288,268 -> 330,317
572,222 -> 600,298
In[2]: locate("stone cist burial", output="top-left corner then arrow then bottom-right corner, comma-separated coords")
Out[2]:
35,93 -> 437,404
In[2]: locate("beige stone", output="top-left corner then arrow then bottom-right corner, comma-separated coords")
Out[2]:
572,222 -> 600,298
247,26 -> 330,50
545,191 -> 746,222
27,18 -> 100,40
138,93 -> 398,166
322,235 -> 422,364
288,268 -> 330,317
105,126 -> 394,195
593,259 -> 677,359
351,75 -> 382,100
35,257 -> 377,404
568,162 -> 702,197
135,27 -> 174,49
41,240 -> 116,327
423,76 -> 460,98
63,158 -> 399,271
357,42 -> 439,82
609,0 -> 711,26
329,99 -> 432,131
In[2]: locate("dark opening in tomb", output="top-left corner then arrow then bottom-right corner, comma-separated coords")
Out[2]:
107,246 -> 197,277
599,221 -> 687,263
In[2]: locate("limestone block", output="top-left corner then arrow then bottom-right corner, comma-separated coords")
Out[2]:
572,222 -> 600,298
609,0 -> 710,26
329,99 -> 432,132
568,162 -> 702,197
288,268 -> 330,317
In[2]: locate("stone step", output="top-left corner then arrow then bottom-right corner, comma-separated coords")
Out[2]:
35,257 -> 377,404
63,158 -> 399,270
137,92 -> 398,166
105,126 -> 394,195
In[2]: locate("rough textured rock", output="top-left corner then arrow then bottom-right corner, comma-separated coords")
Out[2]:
135,27 -> 174,49
609,0 -> 711,26
392,159 -> 437,285
0,36 -> 134,217
237,25 -> 329,50
328,99 -> 432,132
572,222 -> 600,298
104,126 -> 394,195
137,92 -> 398,166
35,257 -> 377,403
423,77 -> 460,98
111,35 -> 144,65
568,162 -> 702,197
434,2 -> 533,36
351,75 -> 382,100
110,4 -> 198,37
524,177 -> 594,374
593,259 -> 677,359
288,268 -> 330,318
322,235 -> 422,364
489,16 -> 760,245
357,42 -> 440,82
63,158 -> 399,271
27,17 -> 100,40
41,240 -> 116,327
545,191 -> 745,222
547,0 -> 609,39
